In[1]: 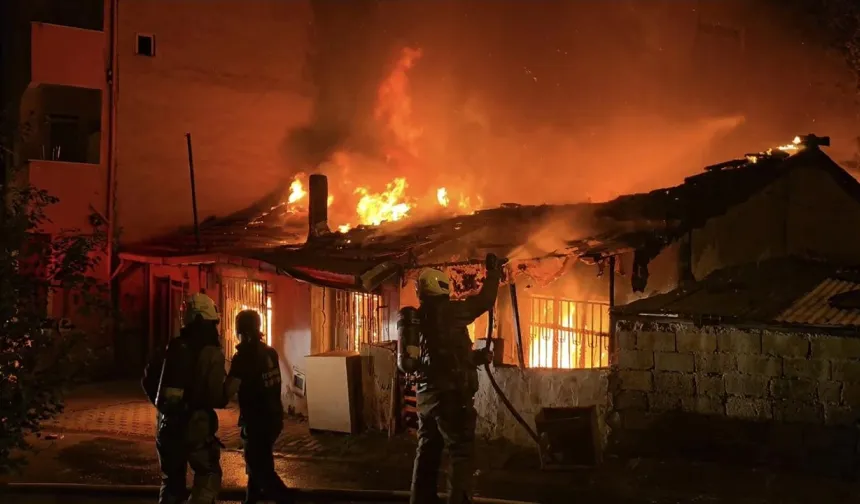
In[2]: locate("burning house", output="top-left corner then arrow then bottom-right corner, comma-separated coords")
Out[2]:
117,132 -> 860,456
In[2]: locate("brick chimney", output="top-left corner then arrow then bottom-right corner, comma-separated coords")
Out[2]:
308,173 -> 330,239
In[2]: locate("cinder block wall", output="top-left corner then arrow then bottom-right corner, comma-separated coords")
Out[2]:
608,321 -> 860,472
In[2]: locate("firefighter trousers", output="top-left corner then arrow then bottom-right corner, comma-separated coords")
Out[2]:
410,390 -> 478,504
156,410 -> 223,504
241,422 -> 290,504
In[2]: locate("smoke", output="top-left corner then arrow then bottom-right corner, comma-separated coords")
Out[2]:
282,1 -> 859,226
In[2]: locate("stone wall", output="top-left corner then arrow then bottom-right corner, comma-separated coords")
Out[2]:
475,367 -> 609,448
610,321 -> 860,472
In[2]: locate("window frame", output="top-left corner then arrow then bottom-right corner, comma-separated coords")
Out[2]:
525,295 -> 610,370
135,33 -> 156,57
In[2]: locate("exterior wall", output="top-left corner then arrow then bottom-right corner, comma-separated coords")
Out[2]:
692,165 -> 860,281
115,0 -> 313,243
475,367 -> 609,448
692,178 -> 786,280
786,165 -> 860,264
270,275 -> 312,416
609,320 -> 860,472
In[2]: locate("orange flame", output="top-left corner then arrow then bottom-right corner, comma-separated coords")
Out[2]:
355,178 -> 412,226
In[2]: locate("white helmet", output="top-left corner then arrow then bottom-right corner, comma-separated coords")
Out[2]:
417,268 -> 450,298
184,292 -> 220,325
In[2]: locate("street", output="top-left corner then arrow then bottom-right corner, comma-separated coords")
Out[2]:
2,381 -> 860,504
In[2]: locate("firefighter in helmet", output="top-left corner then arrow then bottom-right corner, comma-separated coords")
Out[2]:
410,253 -> 503,504
151,292 -> 232,504
227,309 -> 291,504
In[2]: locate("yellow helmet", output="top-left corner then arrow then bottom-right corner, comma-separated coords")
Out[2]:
184,292 -> 220,325
417,268 -> 450,298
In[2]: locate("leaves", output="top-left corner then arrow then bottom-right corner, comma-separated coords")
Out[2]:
0,144 -> 108,474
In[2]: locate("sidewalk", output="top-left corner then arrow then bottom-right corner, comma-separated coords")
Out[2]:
43,381 -> 422,464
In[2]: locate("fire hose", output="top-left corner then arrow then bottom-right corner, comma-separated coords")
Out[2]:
481,264 -> 545,456
483,306 -> 542,449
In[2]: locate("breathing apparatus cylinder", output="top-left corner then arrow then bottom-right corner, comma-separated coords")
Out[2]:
154,338 -> 195,415
396,306 -> 422,375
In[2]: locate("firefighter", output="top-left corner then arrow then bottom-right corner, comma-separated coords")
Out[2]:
410,253 -> 503,504
227,309 -> 291,504
151,292 -> 231,504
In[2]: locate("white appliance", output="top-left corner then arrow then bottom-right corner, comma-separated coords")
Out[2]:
304,351 -> 362,433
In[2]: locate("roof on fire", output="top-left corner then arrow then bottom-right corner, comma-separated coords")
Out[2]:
120,146 -> 859,291
615,258 -> 860,329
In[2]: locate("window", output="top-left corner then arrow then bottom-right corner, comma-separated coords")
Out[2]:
221,277 -> 268,361
333,291 -> 383,352
136,34 -> 155,57
527,296 -> 610,369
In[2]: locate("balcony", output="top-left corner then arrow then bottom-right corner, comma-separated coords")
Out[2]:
30,22 -> 105,90
27,160 -> 106,233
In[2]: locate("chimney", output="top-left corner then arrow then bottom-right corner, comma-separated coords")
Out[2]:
308,173 -> 330,239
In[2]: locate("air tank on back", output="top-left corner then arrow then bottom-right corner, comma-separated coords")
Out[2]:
396,306 -> 422,375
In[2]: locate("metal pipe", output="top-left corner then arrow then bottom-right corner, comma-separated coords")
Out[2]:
0,483 -> 537,504
185,132 -> 201,249
608,255 -> 616,363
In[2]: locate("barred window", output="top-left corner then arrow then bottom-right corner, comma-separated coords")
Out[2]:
527,296 -> 610,369
333,291 -> 384,352
222,277 -> 268,361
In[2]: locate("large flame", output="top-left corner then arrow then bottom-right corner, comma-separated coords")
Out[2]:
282,46 -> 484,233
355,178 -> 412,226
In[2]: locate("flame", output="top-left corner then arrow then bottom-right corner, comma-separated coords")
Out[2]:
287,177 -> 306,207
355,178 -> 412,226
437,188 -> 449,207
279,46 -> 485,233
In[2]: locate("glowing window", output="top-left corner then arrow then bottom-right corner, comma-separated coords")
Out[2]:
527,296 -> 609,369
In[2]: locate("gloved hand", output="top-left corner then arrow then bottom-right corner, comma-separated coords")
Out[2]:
472,348 -> 493,367
485,253 -> 507,272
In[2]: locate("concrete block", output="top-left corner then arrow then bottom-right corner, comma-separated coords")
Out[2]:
695,374 -> 725,396
773,401 -> 823,424
736,354 -> 782,377
717,329 -> 761,354
653,372 -> 695,396
638,331 -> 675,352
842,383 -> 860,406
818,381 -> 842,404
619,410 -> 656,430
617,331 -> 637,351
762,332 -> 809,358
676,330 -> 717,353
618,370 -> 653,392
783,358 -> 830,381
726,397 -> 771,420
614,390 -> 648,411
681,395 -> 725,416
810,337 -> 860,360
616,350 -> 654,370
724,374 -> 769,398
694,352 -> 737,374
769,378 -> 816,401
831,360 -> 860,382
824,404 -> 860,426
654,352 -> 694,373
647,393 -> 681,412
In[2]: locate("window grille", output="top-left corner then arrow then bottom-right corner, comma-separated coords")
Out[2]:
333,290 -> 383,352
221,277 -> 267,361
527,296 -> 609,369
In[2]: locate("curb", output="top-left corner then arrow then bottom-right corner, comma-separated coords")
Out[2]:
0,482 -> 539,504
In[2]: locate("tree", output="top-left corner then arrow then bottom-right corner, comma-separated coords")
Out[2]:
0,122 -> 108,473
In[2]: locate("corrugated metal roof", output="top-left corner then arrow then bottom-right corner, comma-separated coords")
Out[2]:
775,278 -> 860,326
